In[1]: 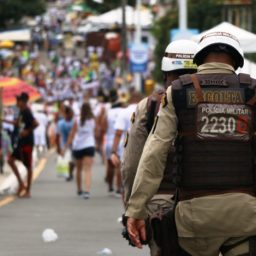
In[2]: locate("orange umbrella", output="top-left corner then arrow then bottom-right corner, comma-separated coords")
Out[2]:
0,77 -> 41,106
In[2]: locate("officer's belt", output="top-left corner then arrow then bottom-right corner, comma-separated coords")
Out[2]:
178,187 -> 255,201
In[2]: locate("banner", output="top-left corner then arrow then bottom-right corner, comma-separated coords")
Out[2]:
129,43 -> 148,73
170,28 -> 199,42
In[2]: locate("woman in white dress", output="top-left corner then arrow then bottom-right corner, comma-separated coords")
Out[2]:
65,102 -> 95,199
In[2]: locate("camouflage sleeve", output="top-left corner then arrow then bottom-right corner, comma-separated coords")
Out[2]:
122,98 -> 149,205
125,86 -> 178,219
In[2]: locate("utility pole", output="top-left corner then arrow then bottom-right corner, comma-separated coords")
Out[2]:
134,0 -> 142,92
173,0 -> 191,40
179,0 -> 187,30
121,0 -> 127,82
0,88 -> 3,174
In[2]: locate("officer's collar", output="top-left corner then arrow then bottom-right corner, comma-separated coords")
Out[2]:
197,63 -> 236,74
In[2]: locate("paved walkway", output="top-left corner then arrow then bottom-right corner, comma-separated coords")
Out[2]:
0,150 -> 42,195
0,151 -> 149,255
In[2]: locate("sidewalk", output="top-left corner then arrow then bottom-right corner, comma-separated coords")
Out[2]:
0,150 -> 149,255
0,150 -> 40,195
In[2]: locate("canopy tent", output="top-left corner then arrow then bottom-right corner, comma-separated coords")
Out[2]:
86,5 -> 153,28
238,58 -> 256,79
77,23 -> 106,34
191,22 -> 256,53
0,29 -> 31,42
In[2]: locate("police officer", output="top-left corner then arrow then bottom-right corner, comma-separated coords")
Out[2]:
122,39 -> 197,255
125,31 -> 256,256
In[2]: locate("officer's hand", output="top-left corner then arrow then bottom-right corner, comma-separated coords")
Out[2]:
110,153 -> 120,167
127,217 -> 146,249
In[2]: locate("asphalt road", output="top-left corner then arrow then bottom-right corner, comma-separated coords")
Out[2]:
0,152 -> 149,256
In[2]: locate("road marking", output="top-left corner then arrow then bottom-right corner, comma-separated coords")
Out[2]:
33,158 -> 47,181
0,156 -> 48,208
0,195 -> 15,207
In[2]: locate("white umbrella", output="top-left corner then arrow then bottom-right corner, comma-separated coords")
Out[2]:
0,29 -> 31,42
86,5 -> 153,28
77,23 -> 106,33
105,32 -> 118,39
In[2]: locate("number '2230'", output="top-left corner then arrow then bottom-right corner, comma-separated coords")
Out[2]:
200,116 -> 249,134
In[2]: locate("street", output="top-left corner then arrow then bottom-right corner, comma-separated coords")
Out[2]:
0,153 -> 149,256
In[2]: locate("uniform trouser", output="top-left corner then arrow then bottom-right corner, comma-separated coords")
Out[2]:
146,194 -> 174,256
175,193 -> 256,256
179,236 -> 249,256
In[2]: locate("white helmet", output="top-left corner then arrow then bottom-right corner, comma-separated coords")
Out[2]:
193,31 -> 244,70
161,39 -> 198,72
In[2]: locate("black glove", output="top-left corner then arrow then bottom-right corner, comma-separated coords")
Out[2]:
151,209 -> 191,256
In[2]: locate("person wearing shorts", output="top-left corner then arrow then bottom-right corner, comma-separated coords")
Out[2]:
64,102 -> 95,199
56,105 -> 74,181
7,92 -> 38,198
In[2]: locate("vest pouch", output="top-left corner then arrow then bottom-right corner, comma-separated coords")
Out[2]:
196,103 -> 253,142
172,74 -> 256,191
150,207 -> 191,256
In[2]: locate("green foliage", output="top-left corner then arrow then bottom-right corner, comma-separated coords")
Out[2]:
152,0 -> 224,82
188,0 -> 223,31
0,0 -> 46,28
151,6 -> 178,82
251,0 -> 256,33
245,0 -> 256,62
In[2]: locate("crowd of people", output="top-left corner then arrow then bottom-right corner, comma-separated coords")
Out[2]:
2,2 -> 256,256
0,46 -> 143,199
1,78 -> 142,194
0,6 -> 145,200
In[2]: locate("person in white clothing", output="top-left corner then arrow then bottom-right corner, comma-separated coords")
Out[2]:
111,91 -> 142,165
65,102 -> 95,199
33,108 -> 48,157
3,107 -> 14,136
103,89 -> 124,195
110,91 -> 142,198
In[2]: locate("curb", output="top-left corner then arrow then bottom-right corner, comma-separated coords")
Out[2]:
0,162 -> 27,195
0,150 -> 40,195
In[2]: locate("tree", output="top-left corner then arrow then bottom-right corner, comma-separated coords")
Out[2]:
151,6 -> 178,82
246,0 -> 256,62
152,0 -> 224,82
252,0 -> 256,33
0,0 -> 46,28
188,0 -> 224,32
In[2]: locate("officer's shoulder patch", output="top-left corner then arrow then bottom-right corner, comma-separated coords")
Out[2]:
130,112 -> 136,124
161,93 -> 168,108
200,79 -> 227,86
179,74 -> 193,86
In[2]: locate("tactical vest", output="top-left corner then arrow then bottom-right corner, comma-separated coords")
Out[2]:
171,73 -> 256,197
146,90 -> 175,193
